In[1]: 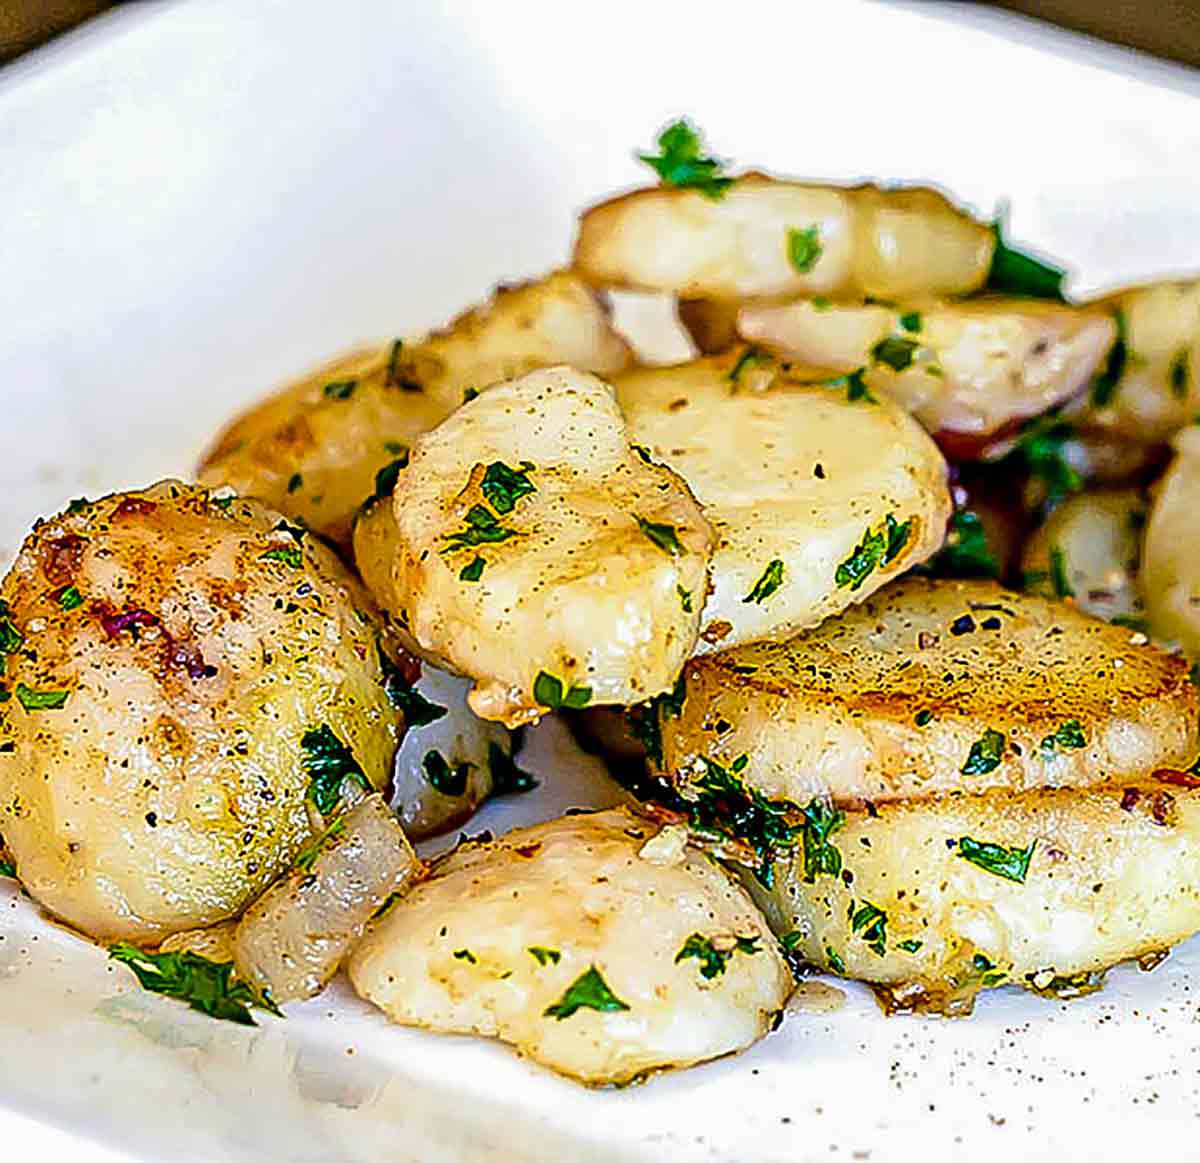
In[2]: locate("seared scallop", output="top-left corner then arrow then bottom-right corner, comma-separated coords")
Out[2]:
376,367 -> 714,726
347,806 -> 791,1085
614,351 -> 951,652
0,482 -> 399,943
660,578 -> 1197,806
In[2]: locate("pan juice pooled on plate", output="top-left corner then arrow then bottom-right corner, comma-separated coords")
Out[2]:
4,117 -> 1200,1081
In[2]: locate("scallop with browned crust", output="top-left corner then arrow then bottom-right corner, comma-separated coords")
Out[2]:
614,351 -> 951,652
348,807 -> 791,1085
661,577 -> 1197,807
197,271 -> 633,548
0,481 -> 399,944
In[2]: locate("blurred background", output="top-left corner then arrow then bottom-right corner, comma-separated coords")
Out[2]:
5,0 -> 1200,68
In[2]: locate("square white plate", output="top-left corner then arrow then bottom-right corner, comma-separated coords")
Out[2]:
4,3 -> 1200,1160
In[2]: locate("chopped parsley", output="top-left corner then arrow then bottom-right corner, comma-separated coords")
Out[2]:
67,497 -> 90,513
824,367 -> 877,404
637,119 -> 732,200
364,455 -> 409,508
385,339 -> 417,390
961,728 -> 1006,776
743,559 -> 785,604
424,750 -> 470,798
850,901 -> 888,956
453,948 -> 477,964
444,504 -> 515,551
957,835 -> 1035,883
826,946 -> 847,974
899,312 -> 921,333
985,212 -> 1067,301
1171,349 -> 1191,400
55,586 -> 82,611
635,515 -> 683,556
835,525 -> 885,591
0,599 -> 24,659
15,683 -> 69,712
488,742 -> 538,797
1007,415 -> 1082,506
287,473 -> 303,494
323,379 -> 358,400
1041,719 -> 1086,756
459,556 -> 485,582
533,670 -> 592,711
384,440 -> 407,455
480,461 -> 536,514
884,513 -> 911,565
677,585 -> 694,613
109,944 -> 277,1026
915,709 -> 934,727
543,966 -> 630,1019
927,510 -> 999,579
800,796 -> 845,883
379,651 -> 448,728
786,226 -> 822,274
0,857 -> 14,879
675,933 -> 761,979
1091,309 -> 1128,407
624,673 -> 687,767
301,724 -> 371,815
259,546 -> 302,569
528,946 -> 561,966
688,755 -> 803,887
897,938 -> 923,954
1049,545 -> 1073,599
872,336 -> 919,372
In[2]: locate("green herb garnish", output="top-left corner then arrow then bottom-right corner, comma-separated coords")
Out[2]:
444,504 -> 515,551
323,379 -> 357,400
459,556 -> 485,582
1040,719 -> 1086,756
850,901 -> 888,956
624,673 -> 686,767
286,473 -> 303,494
15,683 -> 69,712
899,312 -> 921,333
489,742 -> 538,797
301,724 -> 371,815
677,585 -> 694,613
826,946 -> 847,974
675,933 -> 761,980
364,455 -> 409,509
1171,349 -> 1191,400
835,524 -> 886,590
532,671 -> 592,711
259,546 -> 302,569
424,750 -> 470,797
0,599 -> 24,656
927,510 -> 999,579
543,966 -> 630,1019
897,938 -> 923,953
481,461 -> 536,515
528,946 -> 561,966
379,651 -> 448,728
985,212 -> 1067,301
109,944 -> 277,1026
638,119 -> 732,199
786,226 -> 822,274
872,336 -> 919,372
635,515 -> 683,556
453,949 -> 477,964
728,346 -> 768,384
799,796 -> 845,883
1049,545 -> 1073,599
915,709 -> 933,727
883,513 -> 911,565
1091,309 -> 1128,407
823,367 -> 878,404
957,835 -> 1035,883
293,814 -> 347,873
744,559 -> 785,605
961,728 -> 1006,776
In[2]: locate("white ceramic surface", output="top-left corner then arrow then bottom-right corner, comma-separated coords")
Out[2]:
4,3 -> 1200,1159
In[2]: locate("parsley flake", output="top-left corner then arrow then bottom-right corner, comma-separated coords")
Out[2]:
259,546 -> 302,569
824,368 -> 877,404
957,835 -> 1035,883
1049,545 -> 1073,599
635,515 -> 683,555
323,379 -> 357,400
15,683 -> 69,712
786,226 -> 822,274
800,797 -> 845,883
364,455 -> 409,509
961,728 -> 1006,776
744,559 -> 785,605
1041,719 -> 1086,756
1171,349 -> 1191,400
835,525 -> 886,590
897,938 -> 923,953
1091,309 -> 1128,407
543,966 -> 630,1019
985,211 -> 1067,301
872,336 -> 919,372
728,346 -> 768,385
677,584 -> 694,613
899,312 -> 922,333
638,119 -> 732,200
459,555 -> 485,582
533,671 -> 592,711
850,901 -> 888,956
301,725 -> 371,815
379,650 -> 448,728
424,750 -> 470,797
453,948 -> 477,964
481,461 -> 536,514
883,513 -> 911,565
928,510 -> 999,579
675,933 -> 761,979
528,946 -> 561,966
624,674 -> 686,767
293,814 -> 347,873
444,505 -> 514,551
109,944 -> 277,1026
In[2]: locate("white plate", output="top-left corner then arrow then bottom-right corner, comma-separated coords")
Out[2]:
4,3 -> 1200,1160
